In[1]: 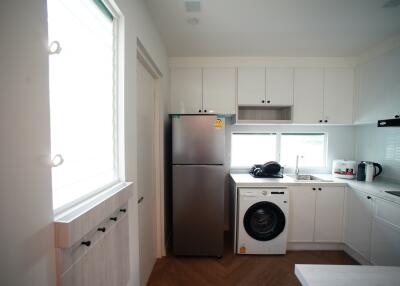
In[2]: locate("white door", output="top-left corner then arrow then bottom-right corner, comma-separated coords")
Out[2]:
266,67 -> 294,106
370,198 -> 400,266
344,189 -> 373,261
288,186 -> 316,242
137,61 -> 157,285
170,67 -> 202,114
237,67 -> 266,105
324,68 -> 354,124
293,68 -> 324,124
314,186 -> 345,242
203,68 -> 236,114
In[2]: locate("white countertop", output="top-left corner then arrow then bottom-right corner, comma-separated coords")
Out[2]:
295,264 -> 400,286
230,173 -> 400,205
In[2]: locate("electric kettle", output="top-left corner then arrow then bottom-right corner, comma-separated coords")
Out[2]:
357,161 -> 382,182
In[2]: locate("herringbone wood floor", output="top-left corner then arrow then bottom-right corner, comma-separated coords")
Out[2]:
148,237 -> 357,286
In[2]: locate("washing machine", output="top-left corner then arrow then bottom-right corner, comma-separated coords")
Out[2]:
236,188 -> 289,255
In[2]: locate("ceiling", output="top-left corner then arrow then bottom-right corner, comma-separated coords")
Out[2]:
145,0 -> 400,57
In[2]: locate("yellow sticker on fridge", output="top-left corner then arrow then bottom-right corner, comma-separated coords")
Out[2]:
214,119 -> 223,129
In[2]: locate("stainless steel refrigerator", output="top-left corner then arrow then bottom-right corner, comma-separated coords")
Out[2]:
172,115 -> 225,257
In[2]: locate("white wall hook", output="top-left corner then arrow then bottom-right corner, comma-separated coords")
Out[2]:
51,154 -> 64,167
48,41 -> 62,55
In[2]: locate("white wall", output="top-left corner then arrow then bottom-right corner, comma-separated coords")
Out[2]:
0,0 -> 56,285
0,0 -> 169,285
112,0 -> 169,285
355,124 -> 400,182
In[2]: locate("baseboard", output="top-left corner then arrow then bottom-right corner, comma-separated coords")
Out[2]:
343,245 -> 371,265
287,242 -> 344,251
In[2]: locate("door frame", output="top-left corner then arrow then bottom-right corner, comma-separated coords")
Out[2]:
137,39 -> 165,257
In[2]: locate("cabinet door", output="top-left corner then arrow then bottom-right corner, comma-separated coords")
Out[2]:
288,186 -> 316,242
237,67 -> 265,105
266,67 -> 294,106
315,186 -> 345,242
203,68 -> 236,114
170,67 -> 202,114
324,68 -> 354,124
104,215 -> 130,286
356,48 -> 400,124
293,68 -> 324,124
344,189 -> 373,261
370,198 -> 400,266
61,239 -> 106,286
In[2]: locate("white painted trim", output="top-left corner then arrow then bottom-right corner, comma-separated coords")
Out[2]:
169,57 -> 356,68
287,242 -> 344,251
136,41 -> 165,258
344,245 -> 372,265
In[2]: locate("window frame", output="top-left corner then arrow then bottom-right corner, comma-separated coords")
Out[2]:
50,0 -> 125,215
230,132 -> 328,173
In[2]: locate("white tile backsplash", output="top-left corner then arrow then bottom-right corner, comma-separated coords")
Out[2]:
355,124 -> 400,181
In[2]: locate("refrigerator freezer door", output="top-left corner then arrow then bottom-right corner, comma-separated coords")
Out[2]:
172,115 -> 225,165
173,165 -> 224,256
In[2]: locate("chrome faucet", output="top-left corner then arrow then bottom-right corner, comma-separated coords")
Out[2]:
295,155 -> 303,176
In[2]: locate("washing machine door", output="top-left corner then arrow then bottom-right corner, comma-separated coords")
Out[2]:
243,201 -> 286,241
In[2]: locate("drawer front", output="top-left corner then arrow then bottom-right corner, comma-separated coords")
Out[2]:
375,198 -> 400,229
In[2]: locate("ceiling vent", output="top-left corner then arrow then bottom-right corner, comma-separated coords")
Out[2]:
382,0 -> 400,8
185,0 -> 201,12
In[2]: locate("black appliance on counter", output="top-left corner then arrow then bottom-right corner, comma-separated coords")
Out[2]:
356,161 -> 383,181
249,161 -> 283,178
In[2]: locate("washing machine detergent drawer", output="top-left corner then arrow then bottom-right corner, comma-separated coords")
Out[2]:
237,188 -> 289,255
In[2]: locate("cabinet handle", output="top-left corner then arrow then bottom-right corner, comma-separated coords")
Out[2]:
367,196 -> 372,199
324,120 -> 328,123
138,196 -> 144,204
120,208 -> 127,213
81,241 -> 91,247
395,115 -> 399,119
318,188 -> 322,191
198,109 -> 201,113
204,110 -> 207,113
267,100 -> 271,104
110,217 -> 118,221
319,120 -> 323,123
97,227 -> 106,232
261,100 -> 265,103
312,188 -> 316,191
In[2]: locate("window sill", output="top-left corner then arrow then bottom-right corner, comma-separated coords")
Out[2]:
54,181 -> 133,248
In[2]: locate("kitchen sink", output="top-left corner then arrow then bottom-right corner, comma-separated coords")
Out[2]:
288,175 -> 332,182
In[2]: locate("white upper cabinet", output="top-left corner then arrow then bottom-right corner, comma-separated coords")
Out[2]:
324,68 -> 354,124
293,68 -> 324,124
171,67 -> 202,114
314,186 -> 345,242
294,67 -> 354,124
237,67 -> 266,105
356,47 -> 400,124
203,68 -> 236,114
266,68 -> 294,106
344,189 -> 373,262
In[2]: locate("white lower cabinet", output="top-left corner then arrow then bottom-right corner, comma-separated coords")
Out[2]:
370,197 -> 400,266
314,186 -> 345,242
344,189 -> 373,261
289,186 -> 345,243
289,186 -> 317,242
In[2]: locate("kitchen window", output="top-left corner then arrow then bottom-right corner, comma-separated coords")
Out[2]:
231,133 -> 327,170
280,133 -> 327,169
48,0 -> 122,212
231,133 -> 278,168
